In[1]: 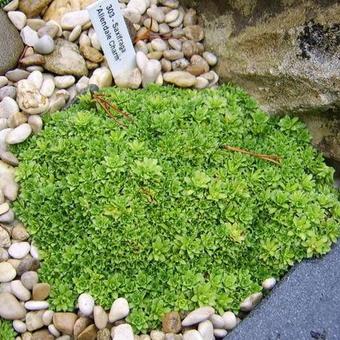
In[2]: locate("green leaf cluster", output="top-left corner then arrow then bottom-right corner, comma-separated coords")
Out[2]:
11,85 -> 340,332
0,320 -> 15,340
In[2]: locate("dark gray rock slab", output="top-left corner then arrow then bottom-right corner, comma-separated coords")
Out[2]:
226,241 -> 340,340
0,9 -> 24,76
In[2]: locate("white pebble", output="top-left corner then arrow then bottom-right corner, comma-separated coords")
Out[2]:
24,300 -> 49,310
151,38 -> 168,52
60,10 -> 90,30
27,71 -> 43,89
0,262 -> 16,282
8,242 -> 30,259
21,271 -> 38,290
147,6 -> 165,22
30,245 -> 39,259
3,0 -> 19,11
40,75 -> 55,97
183,330 -> 203,340
69,25 -> 82,42
198,320 -> 214,340
0,97 -> 19,118
109,297 -> 130,323
89,67 -> 112,88
0,77 -> 8,88
222,311 -> 237,330
6,124 -> 32,144
13,320 -> 27,333
165,9 -> 179,23
127,0 -> 147,15
112,323 -> 134,340
78,293 -> 95,316
182,307 -> 215,327
33,35 -> 55,55
20,26 -> 39,47
213,329 -> 228,338
195,77 -> 209,89
42,310 -> 54,325
76,76 -> 89,93
54,75 -> 75,89
28,115 -> 43,134
10,280 -> 31,301
203,52 -> 218,66
142,59 -> 161,87
136,51 -> 149,71
209,314 -> 225,329
48,324 -> 60,337
262,277 -> 276,290
79,32 -> 91,48
122,8 -> 141,24
8,11 -> 26,30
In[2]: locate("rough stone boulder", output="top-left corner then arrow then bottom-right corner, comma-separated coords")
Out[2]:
183,0 -> 340,161
0,10 -> 24,75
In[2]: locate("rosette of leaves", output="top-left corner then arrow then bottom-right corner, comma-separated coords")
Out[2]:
0,320 -> 15,339
12,85 -> 340,332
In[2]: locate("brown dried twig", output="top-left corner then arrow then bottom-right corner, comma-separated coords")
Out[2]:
222,145 -> 282,165
91,93 -> 133,127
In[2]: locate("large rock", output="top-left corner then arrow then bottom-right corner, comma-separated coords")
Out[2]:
44,39 -> 88,77
183,0 -> 340,161
0,10 -> 24,75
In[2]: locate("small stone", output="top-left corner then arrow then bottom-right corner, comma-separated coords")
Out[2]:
165,9 -> 179,23
0,248 -> 9,262
5,69 -> 28,83
239,297 -> 252,312
28,71 -> 44,89
37,22 -> 59,39
109,297 -> 130,323
80,45 -> 104,63
94,306 -> 108,330
168,10 -> 183,28
0,227 -> 11,248
3,0 -> 19,11
112,323 -> 134,340
127,0 -> 147,15
0,76 -> 9,88
42,310 -> 54,326
34,35 -> 55,55
6,124 -> 32,144
163,71 -> 196,88
159,0 -> 179,8
11,224 -> 29,241
53,312 -> 78,335
147,6 -> 165,22
21,271 -> 39,290
136,51 -> 149,71
40,75 -> 55,97
19,0 -> 53,18
0,150 -> 18,166
202,52 -> 217,67
26,18 -> 45,31
32,283 -> 50,301
183,330 -> 203,340
25,300 -> 49,310
44,39 -> 88,77
89,67 -> 112,88
88,29 -> 101,50
20,54 -> 46,67
8,11 -> 27,30
163,50 -> 183,61
0,262 -> 16,282
186,56 -> 209,76
48,324 -> 60,337
150,330 -> 165,340
183,25 -> 204,42
26,310 -> 44,331
31,329 -> 54,340
97,328 -> 111,340
249,292 -> 263,307
79,32 -> 91,48
143,18 -> 159,32
17,256 -> 40,276
161,58 -> 172,72
0,292 -> 26,320
13,320 -> 27,333
73,316 -> 92,338
162,312 -> 181,334
184,8 -> 197,27
151,38 -> 168,52
78,324 -> 97,340
182,307 -> 215,327
209,314 -> 224,329
30,245 -> 39,260
140,336 -> 151,340
54,75 -> 75,89
198,320 -> 213,340
0,209 -> 15,223
68,25 -> 82,42
194,77 -> 209,89
168,38 -> 181,51
20,26 -> 39,47
262,277 -> 276,290
123,8 -> 141,24
114,68 -> 142,89
0,97 -> 19,119
78,293 -> 95,316
213,329 -> 227,338
11,280 -> 31,301
182,41 -> 198,58
142,60 -> 161,87
61,10 -> 90,30
76,76 -> 90,93
0,85 -> 15,101
222,311 -> 236,330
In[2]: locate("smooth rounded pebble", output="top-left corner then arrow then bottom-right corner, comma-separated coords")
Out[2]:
8,242 -> 30,259
6,123 -> 32,144
94,305 -> 108,329
21,271 -> 38,290
42,310 -> 54,326
112,323 -> 134,340
262,277 -> 276,290
0,262 -> 16,282
54,75 -> 75,89
182,307 -> 215,327
10,280 -> 31,301
222,311 -> 237,330
0,293 -> 26,320
198,320 -> 214,340
24,300 -> 49,310
13,319 -> 27,333
0,97 -> 19,118
20,26 -> 39,47
202,52 -> 218,66
27,71 -> 43,89
78,293 -> 95,316
213,329 -> 228,338
142,60 -> 161,87
210,314 -> 225,328
34,35 -> 55,55
109,297 -> 130,323
8,11 -> 26,30
183,330 -> 203,340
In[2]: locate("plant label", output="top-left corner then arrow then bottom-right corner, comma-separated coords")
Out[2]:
87,0 -> 136,77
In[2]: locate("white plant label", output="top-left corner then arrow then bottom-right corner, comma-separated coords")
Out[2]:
87,0 -> 136,77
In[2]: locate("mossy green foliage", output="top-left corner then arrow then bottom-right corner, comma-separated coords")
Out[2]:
12,85 -> 340,332
0,0 -> 11,8
0,320 -> 15,339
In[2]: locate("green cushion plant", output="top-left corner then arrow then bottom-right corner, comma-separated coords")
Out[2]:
0,320 -> 15,340
12,85 -> 340,332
